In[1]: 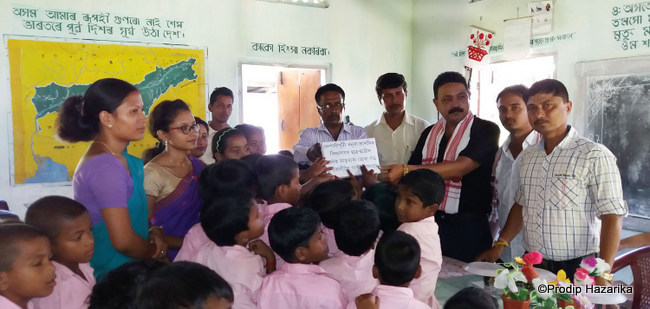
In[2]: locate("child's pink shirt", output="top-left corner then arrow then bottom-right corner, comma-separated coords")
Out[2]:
0,295 -> 22,309
346,285 -> 430,309
175,201 -> 269,262
258,263 -> 348,309
322,226 -> 340,256
397,216 -> 442,309
29,262 -> 95,309
319,249 -> 378,302
174,223 -> 209,262
187,242 -> 265,309
259,202 -> 292,268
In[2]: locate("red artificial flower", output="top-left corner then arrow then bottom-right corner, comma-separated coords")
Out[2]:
485,41 -> 490,46
479,33 -> 484,39
471,34 -> 475,39
523,251 -> 543,265
522,264 -> 539,281
488,34 -> 493,39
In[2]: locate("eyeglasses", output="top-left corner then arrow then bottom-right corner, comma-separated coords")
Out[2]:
169,123 -> 200,134
317,103 -> 345,111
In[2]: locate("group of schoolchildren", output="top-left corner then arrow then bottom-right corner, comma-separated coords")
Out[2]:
0,157 -> 498,309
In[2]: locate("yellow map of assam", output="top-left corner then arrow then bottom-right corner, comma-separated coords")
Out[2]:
9,39 -> 206,184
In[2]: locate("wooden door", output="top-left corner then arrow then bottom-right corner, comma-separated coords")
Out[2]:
277,70 -> 322,151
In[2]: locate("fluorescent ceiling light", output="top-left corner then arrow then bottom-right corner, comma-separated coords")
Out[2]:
257,0 -> 329,8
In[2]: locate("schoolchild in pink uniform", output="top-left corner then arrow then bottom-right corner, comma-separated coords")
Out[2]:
136,261 -> 235,309
320,200 -> 380,302
188,191 -> 275,309
258,207 -> 347,309
256,154 -> 302,269
348,231 -> 429,309
396,169 -> 445,308
304,179 -> 358,256
0,224 -> 56,309
175,160 -> 257,261
26,196 -> 95,309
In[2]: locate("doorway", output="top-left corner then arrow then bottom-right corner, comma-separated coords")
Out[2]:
241,63 -> 327,154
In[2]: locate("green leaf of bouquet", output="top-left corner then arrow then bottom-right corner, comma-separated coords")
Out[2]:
556,293 -> 572,301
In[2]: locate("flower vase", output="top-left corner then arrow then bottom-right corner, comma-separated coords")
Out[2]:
501,295 -> 531,309
557,297 -> 584,309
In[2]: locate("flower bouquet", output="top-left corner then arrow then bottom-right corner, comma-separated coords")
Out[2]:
556,257 -> 611,309
494,251 -> 574,309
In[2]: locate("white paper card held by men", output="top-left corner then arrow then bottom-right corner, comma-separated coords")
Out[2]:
321,138 -> 380,178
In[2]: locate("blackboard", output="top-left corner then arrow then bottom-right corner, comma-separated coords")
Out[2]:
577,57 -> 650,223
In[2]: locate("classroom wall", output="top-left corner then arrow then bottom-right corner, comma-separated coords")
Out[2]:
410,0 -> 650,129
0,0 -> 413,217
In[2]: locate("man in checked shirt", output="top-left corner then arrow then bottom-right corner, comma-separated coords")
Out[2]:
477,79 -> 627,285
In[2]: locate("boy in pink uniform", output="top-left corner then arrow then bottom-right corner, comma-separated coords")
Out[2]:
256,154 -> 303,269
320,200 -> 380,301
182,191 -> 275,309
258,207 -> 347,308
304,179 -> 358,256
349,231 -> 429,309
0,224 -> 56,309
175,160 -> 257,261
396,170 -> 444,308
26,196 -> 95,309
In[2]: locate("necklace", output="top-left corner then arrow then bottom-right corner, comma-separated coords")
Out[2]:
94,141 -> 119,157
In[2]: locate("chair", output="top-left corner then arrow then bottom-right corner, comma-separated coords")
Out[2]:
612,245 -> 650,309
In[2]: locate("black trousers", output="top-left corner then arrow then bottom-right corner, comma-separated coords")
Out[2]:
538,253 -> 597,281
435,211 -> 493,263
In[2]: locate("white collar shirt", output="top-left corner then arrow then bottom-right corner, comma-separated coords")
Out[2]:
494,131 -> 540,261
364,112 -> 429,165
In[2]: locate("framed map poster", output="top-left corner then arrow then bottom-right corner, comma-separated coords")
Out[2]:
8,39 -> 206,184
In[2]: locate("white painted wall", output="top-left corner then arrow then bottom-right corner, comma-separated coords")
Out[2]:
0,0 -> 413,217
411,0 -> 650,129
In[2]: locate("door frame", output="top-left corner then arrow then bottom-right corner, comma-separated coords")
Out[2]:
237,59 -> 331,124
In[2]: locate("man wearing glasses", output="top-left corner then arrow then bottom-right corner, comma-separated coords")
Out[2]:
293,83 -> 367,177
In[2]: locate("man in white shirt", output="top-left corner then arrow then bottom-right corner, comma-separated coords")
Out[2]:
365,73 -> 429,166
199,87 -> 234,164
489,85 -> 540,262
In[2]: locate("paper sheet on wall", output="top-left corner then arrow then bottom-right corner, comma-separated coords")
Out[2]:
528,1 -> 553,35
321,138 -> 380,178
503,17 -> 531,60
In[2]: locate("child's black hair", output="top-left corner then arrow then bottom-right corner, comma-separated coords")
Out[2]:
444,286 -> 498,309
334,200 -> 380,257
256,154 -> 298,201
374,230 -> 421,286
240,153 -> 263,171
200,190 -> 254,247
398,169 -> 445,207
0,224 -> 48,271
268,207 -> 320,263
198,160 -> 256,202
361,183 -> 400,232
211,128 -> 244,155
304,180 -> 355,229
136,261 -> 234,309
88,259 -> 166,309
25,195 -> 88,241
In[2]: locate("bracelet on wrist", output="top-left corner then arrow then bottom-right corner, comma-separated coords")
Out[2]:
599,272 -> 613,282
494,238 -> 509,247
402,164 -> 409,176
149,225 -> 163,233
266,261 -> 276,268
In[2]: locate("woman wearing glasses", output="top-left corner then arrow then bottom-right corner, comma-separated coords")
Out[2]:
57,78 -> 168,280
143,99 -> 205,260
